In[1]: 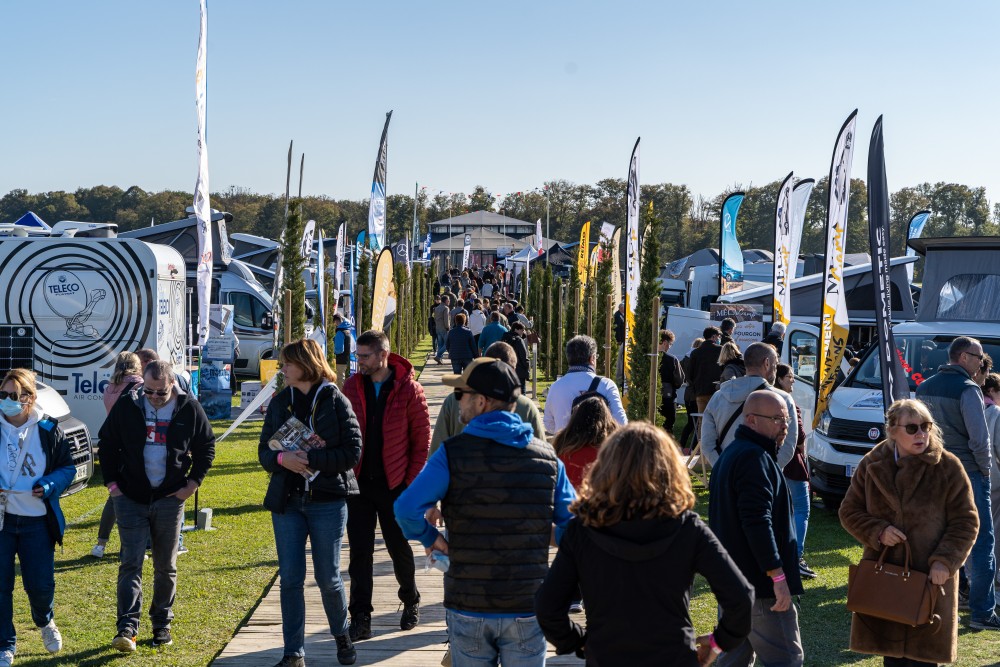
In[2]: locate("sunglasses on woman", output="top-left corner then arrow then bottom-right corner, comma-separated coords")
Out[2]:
0,391 -> 27,402
142,388 -> 171,397
898,422 -> 932,435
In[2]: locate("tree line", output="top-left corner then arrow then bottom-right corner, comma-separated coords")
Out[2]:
1,178 -> 996,269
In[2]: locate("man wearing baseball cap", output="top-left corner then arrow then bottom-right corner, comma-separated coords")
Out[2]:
394,359 -> 575,666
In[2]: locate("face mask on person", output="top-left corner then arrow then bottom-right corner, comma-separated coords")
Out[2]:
0,399 -> 24,417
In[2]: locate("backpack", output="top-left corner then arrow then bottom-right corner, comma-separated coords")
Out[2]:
572,376 -> 610,409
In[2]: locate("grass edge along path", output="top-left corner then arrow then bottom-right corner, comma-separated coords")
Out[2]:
9,419 -> 277,667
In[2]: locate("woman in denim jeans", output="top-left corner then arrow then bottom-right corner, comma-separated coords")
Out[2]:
258,339 -> 363,667
775,364 -> 816,580
0,369 -> 75,667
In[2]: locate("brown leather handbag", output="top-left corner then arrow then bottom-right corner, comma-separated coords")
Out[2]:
847,542 -> 943,627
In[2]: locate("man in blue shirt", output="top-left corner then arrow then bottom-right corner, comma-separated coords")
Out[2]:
395,358 -> 574,666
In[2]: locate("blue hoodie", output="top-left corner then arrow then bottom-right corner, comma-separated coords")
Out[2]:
395,409 -> 575,556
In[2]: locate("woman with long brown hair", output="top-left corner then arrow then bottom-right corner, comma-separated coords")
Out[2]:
551,396 -> 618,489
259,338 -> 363,666
535,423 -> 752,666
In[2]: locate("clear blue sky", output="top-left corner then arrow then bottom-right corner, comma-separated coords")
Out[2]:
3,1 -> 998,206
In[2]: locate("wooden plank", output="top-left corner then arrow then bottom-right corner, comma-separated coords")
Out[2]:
213,358 -> 585,666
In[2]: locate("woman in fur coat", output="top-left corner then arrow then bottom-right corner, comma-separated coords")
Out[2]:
840,398 -> 979,667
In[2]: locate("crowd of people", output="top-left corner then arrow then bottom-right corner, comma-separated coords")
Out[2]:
2,259 -> 998,667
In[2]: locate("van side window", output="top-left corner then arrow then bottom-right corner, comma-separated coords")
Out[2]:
227,292 -> 268,329
789,330 -> 818,386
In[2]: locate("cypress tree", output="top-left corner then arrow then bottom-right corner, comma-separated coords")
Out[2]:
278,200 -> 307,345
626,204 -> 662,421
357,250 -> 372,331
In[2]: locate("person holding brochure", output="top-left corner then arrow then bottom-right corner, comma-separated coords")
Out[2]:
258,338 -> 363,667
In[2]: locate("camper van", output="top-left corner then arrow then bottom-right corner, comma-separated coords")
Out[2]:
120,212 -> 276,378
808,237 -> 1000,505
0,232 -> 186,470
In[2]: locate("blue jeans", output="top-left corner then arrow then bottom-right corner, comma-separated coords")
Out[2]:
966,473 -> 997,621
445,609 -> 546,667
436,331 -> 449,358
787,480 -> 810,560
272,495 -> 349,657
114,494 -> 185,633
451,359 -> 472,374
0,514 -> 55,653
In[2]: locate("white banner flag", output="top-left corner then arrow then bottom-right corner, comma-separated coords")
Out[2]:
535,218 -> 544,255
815,110 -> 858,427
788,178 -> 815,274
300,219 -> 316,259
624,137 -> 640,391
314,227 -> 326,352
193,0 -> 212,347
334,222 -> 346,296
772,172 -> 795,325
462,233 -> 472,270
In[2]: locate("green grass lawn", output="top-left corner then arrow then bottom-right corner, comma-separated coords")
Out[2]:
11,420 -> 276,666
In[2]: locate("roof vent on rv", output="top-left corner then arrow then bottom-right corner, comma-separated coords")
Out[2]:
50,222 -> 119,238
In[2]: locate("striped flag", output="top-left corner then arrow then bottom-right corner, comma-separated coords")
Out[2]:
193,0 -> 212,346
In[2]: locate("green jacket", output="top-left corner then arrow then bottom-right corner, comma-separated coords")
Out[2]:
430,393 -> 546,454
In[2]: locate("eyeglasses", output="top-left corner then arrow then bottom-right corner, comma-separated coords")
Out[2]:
898,422 -> 933,435
0,391 -> 28,403
142,388 -> 171,397
964,351 -> 984,360
453,388 -> 479,400
749,413 -> 790,425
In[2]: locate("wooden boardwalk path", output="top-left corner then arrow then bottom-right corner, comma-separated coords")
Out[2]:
213,356 -> 581,666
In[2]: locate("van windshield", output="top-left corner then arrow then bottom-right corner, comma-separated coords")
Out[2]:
849,334 -> 1000,391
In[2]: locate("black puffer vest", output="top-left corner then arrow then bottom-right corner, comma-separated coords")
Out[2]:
441,434 -> 558,614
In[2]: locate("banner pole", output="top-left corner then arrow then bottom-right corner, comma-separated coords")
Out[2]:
649,296 -> 660,422
557,282 -> 564,376
604,294 -> 613,378
587,295 -> 594,338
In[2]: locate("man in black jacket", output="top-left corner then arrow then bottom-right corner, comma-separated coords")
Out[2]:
687,326 -> 723,413
708,390 -> 803,667
98,361 -> 216,653
657,329 -> 685,436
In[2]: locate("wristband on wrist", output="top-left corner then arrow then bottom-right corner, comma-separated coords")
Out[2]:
277,452 -> 284,466
771,573 -> 787,583
708,633 -> 722,655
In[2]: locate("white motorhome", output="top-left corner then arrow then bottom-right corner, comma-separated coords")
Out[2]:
809,237 -> 1000,505
121,212 -> 276,378
0,229 -> 186,456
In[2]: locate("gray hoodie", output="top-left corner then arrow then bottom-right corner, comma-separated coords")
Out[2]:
699,374 -> 797,469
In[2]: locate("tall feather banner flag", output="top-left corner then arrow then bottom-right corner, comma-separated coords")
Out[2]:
577,221 -> 591,279
334,223 -> 346,296
370,248 -> 395,332
624,137 -> 640,393
814,109 -> 859,428
788,178 -> 815,273
772,173 -> 795,325
719,193 -> 745,296
193,0 -> 212,346
313,227 -> 326,352
462,234 -> 472,270
867,116 -> 910,409
367,111 -> 392,251
588,245 -> 600,282
904,210 -> 931,283
535,219 -> 544,256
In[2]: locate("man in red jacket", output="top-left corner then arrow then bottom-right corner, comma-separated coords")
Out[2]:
343,329 -> 430,642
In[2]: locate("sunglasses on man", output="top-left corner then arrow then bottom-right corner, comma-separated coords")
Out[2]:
142,388 -> 171,397
453,388 -> 479,400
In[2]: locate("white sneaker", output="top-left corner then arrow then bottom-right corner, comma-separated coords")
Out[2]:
40,620 -> 61,654
90,544 -> 106,558
0,649 -> 13,667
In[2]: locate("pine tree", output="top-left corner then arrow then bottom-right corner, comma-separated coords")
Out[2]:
594,242 -> 615,373
278,200 -> 307,345
626,204 -> 662,422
